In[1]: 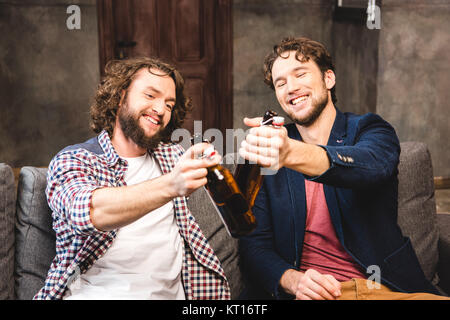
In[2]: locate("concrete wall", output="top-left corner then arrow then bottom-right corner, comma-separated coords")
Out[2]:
0,0 -> 99,167
331,20 -> 380,115
232,0 -> 379,123
376,0 -> 450,177
1,0 -> 448,177
232,0 -> 333,129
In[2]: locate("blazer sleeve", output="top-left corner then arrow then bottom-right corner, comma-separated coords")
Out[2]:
239,182 -> 294,299
308,113 -> 401,188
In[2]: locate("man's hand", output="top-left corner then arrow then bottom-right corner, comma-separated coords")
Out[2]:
239,117 -> 292,171
280,269 -> 342,300
168,142 -> 221,197
239,117 -> 330,176
91,142 -> 220,231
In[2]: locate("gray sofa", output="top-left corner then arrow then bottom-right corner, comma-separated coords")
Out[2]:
1,141 -> 450,299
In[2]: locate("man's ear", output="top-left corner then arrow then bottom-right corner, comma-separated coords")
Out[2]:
118,89 -> 126,108
324,70 -> 336,90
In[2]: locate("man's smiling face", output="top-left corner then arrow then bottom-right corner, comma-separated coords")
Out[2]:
272,50 -> 333,127
117,67 -> 176,149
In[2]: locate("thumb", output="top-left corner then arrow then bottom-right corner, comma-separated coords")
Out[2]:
243,117 -> 263,128
183,142 -> 211,160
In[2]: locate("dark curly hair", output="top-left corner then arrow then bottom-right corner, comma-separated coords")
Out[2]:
90,57 -> 192,142
263,37 -> 337,105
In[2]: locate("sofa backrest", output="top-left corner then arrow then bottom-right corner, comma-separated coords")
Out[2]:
12,165 -> 244,299
0,163 -> 15,300
397,142 -> 439,285
1,141 -> 440,299
14,167 -> 55,300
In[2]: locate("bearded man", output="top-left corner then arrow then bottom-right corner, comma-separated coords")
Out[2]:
35,57 -> 231,300
238,37 -> 448,300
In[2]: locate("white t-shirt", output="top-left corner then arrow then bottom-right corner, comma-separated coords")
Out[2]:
64,153 -> 185,300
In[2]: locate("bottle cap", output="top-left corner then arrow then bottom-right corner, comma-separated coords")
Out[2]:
203,146 -> 216,158
272,116 -> 285,127
260,110 -> 284,127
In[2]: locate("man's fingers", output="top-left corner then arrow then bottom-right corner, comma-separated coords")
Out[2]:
324,274 -> 342,296
182,167 -> 208,179
245,133 -> 283,149
243,116 -> 263,128
183,143 -> 213,160
303,278 -> 336,300
309,271 -> 341,298
181,143 -> 222,168
239,147 -> 275,168
241,140 -> 279,158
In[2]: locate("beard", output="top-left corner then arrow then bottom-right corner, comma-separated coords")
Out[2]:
117,101 -> 171,150
290,81 -> 329,127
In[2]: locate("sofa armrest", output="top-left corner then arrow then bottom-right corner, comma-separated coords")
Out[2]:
437,213 -> 450,295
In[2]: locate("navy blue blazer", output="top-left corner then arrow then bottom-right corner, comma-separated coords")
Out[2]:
239,109 -> 439,299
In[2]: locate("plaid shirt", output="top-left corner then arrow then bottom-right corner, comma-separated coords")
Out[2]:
34,130 -> 230,300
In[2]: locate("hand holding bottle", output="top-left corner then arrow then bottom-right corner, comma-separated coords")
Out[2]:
240,114 -> 290,171
168,143 -> 222,198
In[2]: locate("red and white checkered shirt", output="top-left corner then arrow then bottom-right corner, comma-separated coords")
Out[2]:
34,130 -> 230,300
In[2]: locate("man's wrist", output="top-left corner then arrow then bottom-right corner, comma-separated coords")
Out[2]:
279,269 -> 302,296
159,171 -> 180,199
282,139 -> 302,169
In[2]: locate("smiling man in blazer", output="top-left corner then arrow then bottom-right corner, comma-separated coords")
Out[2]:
238,37 -> 447,300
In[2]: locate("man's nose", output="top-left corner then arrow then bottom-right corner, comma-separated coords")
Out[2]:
286,76 -> 300,94
152,99 -> 165,114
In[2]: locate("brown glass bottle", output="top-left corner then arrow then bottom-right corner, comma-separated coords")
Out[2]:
234,110 -> 284,208
192,138 -> 257,237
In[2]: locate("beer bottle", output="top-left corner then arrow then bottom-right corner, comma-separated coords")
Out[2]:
234,110 -> 284,208
192,137 -> 257,237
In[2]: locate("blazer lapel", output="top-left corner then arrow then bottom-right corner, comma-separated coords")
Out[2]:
286,109 -> 347,247
322,109 -> 347,244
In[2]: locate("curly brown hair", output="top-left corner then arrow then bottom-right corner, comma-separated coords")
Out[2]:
263,37 -> 337,105
90,57 -> 192,142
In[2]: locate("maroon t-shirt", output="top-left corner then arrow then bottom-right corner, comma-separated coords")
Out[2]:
299,180 -> 366,281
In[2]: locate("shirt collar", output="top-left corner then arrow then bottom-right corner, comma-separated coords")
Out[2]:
286,107 -> 347,145
97,130 -> 170,167
327,107 -> 347,146
98,130 -> 122,167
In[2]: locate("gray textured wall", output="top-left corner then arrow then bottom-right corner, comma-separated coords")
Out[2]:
1,0 -> 448,177
331,20 -> 379,115
233,0 -> 379,123
0,0 -> 99,167
377,0 -> 450,177
232,0 -> 333,129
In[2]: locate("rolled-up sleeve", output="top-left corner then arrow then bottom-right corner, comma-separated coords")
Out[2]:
46,151 -> 106,236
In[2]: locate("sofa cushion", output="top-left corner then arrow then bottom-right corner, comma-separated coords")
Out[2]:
15,167 -> 55,300
397,142 -> 439,285
13,164 -> 245,299
187,186 -> 244,299
0,163 -> 16,300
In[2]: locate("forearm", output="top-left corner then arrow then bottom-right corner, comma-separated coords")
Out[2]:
90,173 -> 176,231
283,139 -> 330,177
